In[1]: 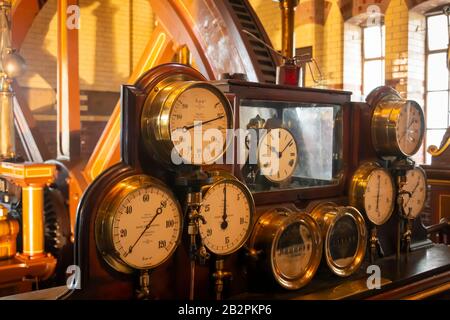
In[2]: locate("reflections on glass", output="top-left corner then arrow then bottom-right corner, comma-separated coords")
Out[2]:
328,215 -> 358,268
240,100 -> 344,193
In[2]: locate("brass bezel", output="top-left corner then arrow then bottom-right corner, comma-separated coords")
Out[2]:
141,78 -> 234,167
257,127 -> 299,184
402,166 -> 427,219
371,98 -> 425,158
199,176 -> 255,256
310,202 -> 367,277
95,174 -> 183,274
349,161 -> 395,226
249,208 -> 323,290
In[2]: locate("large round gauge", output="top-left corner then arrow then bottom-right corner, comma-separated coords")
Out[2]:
199,178 -> 254,255
249,208 -> 322,290
310,202 -> 367,277
372,99 -> 425,158
400,167 -> 427,219
258,128 -> 298,183
95,175 -> 183,273
349,162 -> 396,226
141,80 -> 233,166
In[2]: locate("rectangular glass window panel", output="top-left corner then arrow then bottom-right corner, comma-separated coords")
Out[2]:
364,25 -> 385,59
427,14 -> 449,51
427,52 -> 449,91
426,129 -> 447,163
426,91 -> 449,129
364,60 -> 385,94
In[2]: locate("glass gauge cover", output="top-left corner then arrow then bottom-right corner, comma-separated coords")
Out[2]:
401,167 -> 427,219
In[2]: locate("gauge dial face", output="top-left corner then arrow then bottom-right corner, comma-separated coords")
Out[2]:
395,102 -> 424,156
199,180 -> 253,255
401,168 -> 427,219
169,86 -> 231,165
363,168 -> 395,225
274,222 -> 313,279
329,215 -> 358,268
258,128 -> 298,183
111,185 -> 182,269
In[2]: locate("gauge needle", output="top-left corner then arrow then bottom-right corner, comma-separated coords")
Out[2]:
221,183 -> 228,230
127,202 -> 165,254
399,119 -> 415,142
376,175 -> 380,212
405,180 -> 420,206
181,115 -> 225,131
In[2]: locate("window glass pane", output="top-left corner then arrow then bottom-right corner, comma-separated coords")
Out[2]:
364,25 -> 384,59
427,14 -> 449,51
427,52 -> 449,91
364,60 -> 384,94
426,129 -> 447,163
426,91 -> 449,129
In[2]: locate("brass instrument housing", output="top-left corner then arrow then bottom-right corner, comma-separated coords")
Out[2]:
310,202 -> 367,277
349,161 -> 395,226
249,207 -> 322,290
371,96 -> 425,158
140,75 -> 234,167
95,174 -> 183,274
0,205 -> 18,259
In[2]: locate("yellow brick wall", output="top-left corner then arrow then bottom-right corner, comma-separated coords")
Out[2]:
17,0 -> 154,96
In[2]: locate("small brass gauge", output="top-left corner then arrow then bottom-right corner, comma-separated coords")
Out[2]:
141,78 -> 234,166
400,167 -> 427,219
258,128 -> 298,183
349,162 -> 396,226
95,174 -> 183,274
199,177 -> 254,255
249,208 -> 322,290
310,202 -> 367,277
372,99 -> 425,158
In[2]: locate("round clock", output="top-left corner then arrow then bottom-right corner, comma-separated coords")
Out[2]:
95,175 -> 183,274
249,208 -> 322,290
372,99 -> 425,158
310,202 -> 367,277
400,167 -> 427,219
257,127 -> 298,183
349,162 -> 396,226
198,178 -> 254,255
141,78 -> 234,166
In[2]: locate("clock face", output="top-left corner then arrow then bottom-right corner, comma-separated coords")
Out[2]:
395,102 -> 424,156
258,128 -> 298,183
199,179 -> 254,255
363,168 -> 395,225
401,168 -> 427,219
169,86 -> 232,165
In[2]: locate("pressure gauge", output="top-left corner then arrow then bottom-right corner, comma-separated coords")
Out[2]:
199,178 -> 254,255
310,203 -> 367,277
400,167 -> 427,219
349,162 -> 396,226
141,79 -> 233,166
372,99 -> 425,158
249,208 -> 322,290
95,175 -> 183,274
258,128 -> 298,183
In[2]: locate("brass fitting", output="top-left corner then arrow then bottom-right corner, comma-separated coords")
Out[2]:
0,204 -> 19,259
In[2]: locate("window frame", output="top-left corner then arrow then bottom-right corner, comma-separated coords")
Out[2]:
361,23 -> 386,96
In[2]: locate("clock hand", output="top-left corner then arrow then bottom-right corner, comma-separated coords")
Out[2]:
181,115 -> 225,131
128,200 -> 166,254
221,183 -> 228,230
279,139 -> 294,158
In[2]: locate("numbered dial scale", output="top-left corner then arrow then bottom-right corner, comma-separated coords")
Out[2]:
400,167 -> 427,219
249,208 -> 322,290
349,162 -> 396,226
95,175 -> 183,273
372,99 -> 425,158
199,178 -> 255,255
258,128 -> 298,183
141,79 -> 234,166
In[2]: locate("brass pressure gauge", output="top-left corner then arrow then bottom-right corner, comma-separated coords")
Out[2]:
349,162 -> 396,226
249,207 -> 322,290
310,202 -> 367,277
400,167 -> 427,219
95,174 -> 183,274
372,98 -> 425,158
141,75 -> 234,167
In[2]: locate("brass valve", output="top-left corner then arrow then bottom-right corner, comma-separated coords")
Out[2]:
0,204 -> 19,259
